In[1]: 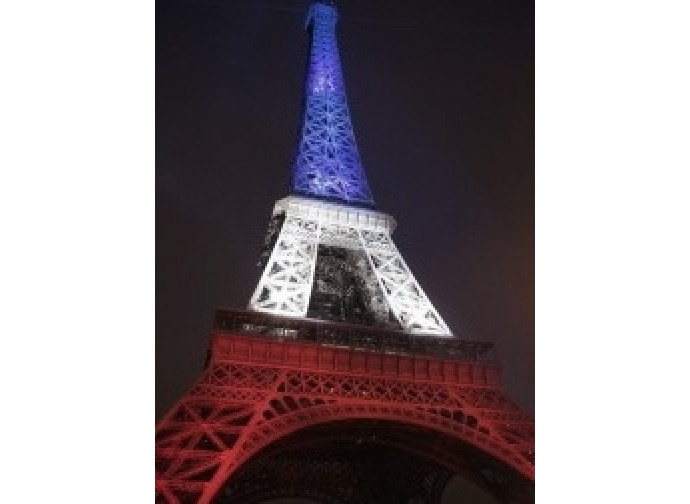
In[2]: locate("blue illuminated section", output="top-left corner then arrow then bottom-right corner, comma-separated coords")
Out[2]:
291,1 -> 375,207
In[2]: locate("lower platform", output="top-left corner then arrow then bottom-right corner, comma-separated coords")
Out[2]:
156,310 -> 534,503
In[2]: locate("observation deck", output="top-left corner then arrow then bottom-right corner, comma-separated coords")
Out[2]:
210,309 -> 501,387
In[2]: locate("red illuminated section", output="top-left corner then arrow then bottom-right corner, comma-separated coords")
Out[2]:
155,310 -> 534,504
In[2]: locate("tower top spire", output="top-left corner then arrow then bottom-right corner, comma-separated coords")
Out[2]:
291,0 -> 375,207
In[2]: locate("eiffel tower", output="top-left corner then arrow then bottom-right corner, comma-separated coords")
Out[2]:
155,2 -> 534,503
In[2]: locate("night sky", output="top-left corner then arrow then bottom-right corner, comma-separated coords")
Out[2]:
156,0 -> 534,429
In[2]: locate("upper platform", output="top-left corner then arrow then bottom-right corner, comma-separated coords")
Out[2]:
291,1 -> 375,208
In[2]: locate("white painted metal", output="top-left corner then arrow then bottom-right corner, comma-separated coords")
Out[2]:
358,229 -> 451,336
249,211 -> 321,317
249,197 -> 452,336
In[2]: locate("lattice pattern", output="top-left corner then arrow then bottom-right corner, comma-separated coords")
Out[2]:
359,229 -> 451,335
283,370 -> 459,407
250,202 -> 452,335
319,223 -> 361,249
200,363 -> 279,389
291,2 -> 374,206
454,387 -> 523,411
156,350 -> 534,504
237,395 -> 532,484
189,384 -> 268,403
249,215 -> 321,316
156,397 -> 256,503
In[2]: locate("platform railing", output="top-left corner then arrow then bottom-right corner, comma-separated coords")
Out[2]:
212,308 -> 495,363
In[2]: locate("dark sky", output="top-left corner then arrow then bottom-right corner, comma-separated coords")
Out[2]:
156,0 -> 534,422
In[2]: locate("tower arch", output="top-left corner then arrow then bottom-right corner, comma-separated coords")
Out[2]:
229,399 -> 533,484
217,417 -> 529,504
155,322 -> 534,503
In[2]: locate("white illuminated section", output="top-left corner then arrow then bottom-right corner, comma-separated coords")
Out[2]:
248,210 -> 321,317
358,229 -> 451,336
249,197 -> 452,337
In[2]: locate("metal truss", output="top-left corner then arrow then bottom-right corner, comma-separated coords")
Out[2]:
359,228 -> 451,335
155,326 -> 535,504
249,197 -> 452,335
249,212 -> 321,316
291,1 -> 374,206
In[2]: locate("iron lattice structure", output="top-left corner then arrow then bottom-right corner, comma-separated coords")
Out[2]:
157,1 -> 534,502
155,311 -> 535,504
291,2 -> 374,206
250,2 -> 451,334
248,197 -> 452,335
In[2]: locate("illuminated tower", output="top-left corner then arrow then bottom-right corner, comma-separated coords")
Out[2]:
249,2 -> 449,336
155,2 -> 535,503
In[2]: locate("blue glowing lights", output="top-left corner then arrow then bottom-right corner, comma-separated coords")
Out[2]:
291,2 -> 375,207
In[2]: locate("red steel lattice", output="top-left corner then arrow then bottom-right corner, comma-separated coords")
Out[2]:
155,310 -> 535,503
